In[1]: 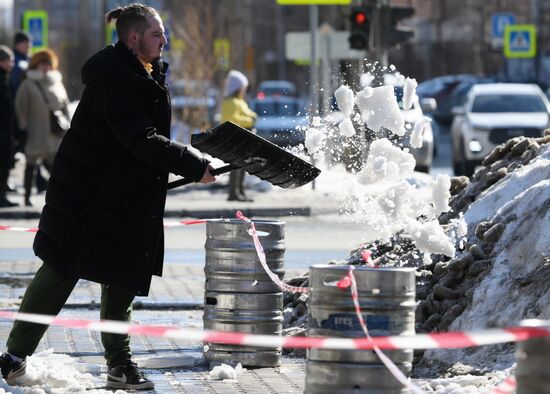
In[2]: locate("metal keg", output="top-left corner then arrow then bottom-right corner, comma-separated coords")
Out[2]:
203,219 -> 285,367
204,219 -> 285,293
516,319 -> 550,394
306,264 -> 416,394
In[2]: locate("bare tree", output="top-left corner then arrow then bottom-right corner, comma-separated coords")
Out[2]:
165,0 -> 227,133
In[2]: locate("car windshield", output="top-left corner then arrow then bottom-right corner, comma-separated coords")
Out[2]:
260,87 -> 294,96
253,100 -> 305,117
471,94 -> 546,113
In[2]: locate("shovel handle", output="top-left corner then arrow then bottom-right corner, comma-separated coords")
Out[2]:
167,164 -> 237,190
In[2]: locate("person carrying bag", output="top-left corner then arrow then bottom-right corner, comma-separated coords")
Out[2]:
14,48 -> 70,206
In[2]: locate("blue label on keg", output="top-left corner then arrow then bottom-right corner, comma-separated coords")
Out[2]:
320,314 -> 390,332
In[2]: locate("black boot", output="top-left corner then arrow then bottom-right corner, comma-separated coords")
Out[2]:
24,164 -> 35,207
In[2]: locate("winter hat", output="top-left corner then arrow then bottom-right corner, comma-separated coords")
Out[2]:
224,69 -> 248,97
29,48 -> 59,70
0,45 -> 14,62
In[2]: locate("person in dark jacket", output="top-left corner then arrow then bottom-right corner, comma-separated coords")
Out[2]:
0,4 -> 216,390
10,31 -> 30,95
0,46 -> 18,207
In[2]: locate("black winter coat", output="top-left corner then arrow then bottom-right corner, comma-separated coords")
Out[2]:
33,42 -> 209,296
0,68 -> 14,170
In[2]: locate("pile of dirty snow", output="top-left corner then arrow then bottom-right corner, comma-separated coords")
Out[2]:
284,135 -> 550,380
282,71 -> 550,388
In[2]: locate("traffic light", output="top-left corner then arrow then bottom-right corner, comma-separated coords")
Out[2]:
349,7 -> 370,50
387,6 -> 415,47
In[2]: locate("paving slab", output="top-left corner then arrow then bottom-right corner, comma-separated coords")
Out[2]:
0,309 -> 306,393
0,261 -> 305,308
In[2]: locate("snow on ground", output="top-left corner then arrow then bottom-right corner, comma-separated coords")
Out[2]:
0,350 -> 120,394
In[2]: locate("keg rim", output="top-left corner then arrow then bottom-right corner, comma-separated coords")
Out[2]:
309,264 -> 415,273
207,218 -> 286,226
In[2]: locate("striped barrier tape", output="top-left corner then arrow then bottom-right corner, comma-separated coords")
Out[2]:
0,225 -> 38,233
0,310 -> 548,351
236,210 -> 309,293
492,376 -> 516,394
341,267 -> 424,393
0,219 -> 214,233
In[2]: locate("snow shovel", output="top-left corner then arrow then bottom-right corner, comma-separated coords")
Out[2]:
167,121 -> 321,190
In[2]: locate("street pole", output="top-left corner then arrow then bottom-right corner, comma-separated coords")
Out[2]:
309,5 -> 319,116
276,5 -> 287,81
320,24 -> 332,115
531,0 -> 540,83
309,5 -> 319,191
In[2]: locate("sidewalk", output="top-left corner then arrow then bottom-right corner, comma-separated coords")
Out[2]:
0,172 -> 339,220
0,260 -> 307,393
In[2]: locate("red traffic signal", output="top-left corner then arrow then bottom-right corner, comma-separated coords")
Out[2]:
351,8 -> 368,27
353,10 -> 367,26
349,7 -> 370,50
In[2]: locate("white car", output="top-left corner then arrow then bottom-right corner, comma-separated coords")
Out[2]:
451,83 -> 550,176
394,86 -> 437,173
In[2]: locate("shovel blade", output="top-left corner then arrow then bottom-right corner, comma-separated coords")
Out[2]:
191,121 -> 321,189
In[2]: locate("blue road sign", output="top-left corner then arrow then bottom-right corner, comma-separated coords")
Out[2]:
492,13 -> 515,39
504,25 -> 536,58
23,10 -> 48,51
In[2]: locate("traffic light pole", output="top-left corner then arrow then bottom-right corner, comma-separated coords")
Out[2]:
309,5 -> 319,117
371,0 -> 389,68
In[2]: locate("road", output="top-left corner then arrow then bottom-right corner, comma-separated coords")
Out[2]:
0,121 -> 454,269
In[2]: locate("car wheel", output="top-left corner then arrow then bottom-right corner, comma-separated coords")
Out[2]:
416,165 -> 430,173
463,160 -> 477,178
453,161 -> 463,176
453,138 -> 466,176
458,138 -> 477,178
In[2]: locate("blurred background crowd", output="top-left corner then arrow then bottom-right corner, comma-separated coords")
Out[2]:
1,0 -> 549,205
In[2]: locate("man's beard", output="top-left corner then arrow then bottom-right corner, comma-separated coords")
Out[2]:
138,38 -> 162,62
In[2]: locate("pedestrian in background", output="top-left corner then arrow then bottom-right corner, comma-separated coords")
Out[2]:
0,3 -> 215,391
10,31 -> 30,95
0,46 -> 18,207
11,31 -> 49,194
221,69 -> 257,202
14,48 -> 70,207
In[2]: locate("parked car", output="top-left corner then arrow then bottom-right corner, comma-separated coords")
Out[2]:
450,83 -> 550,176
250,96 -> 309,148
393,86 -> 437,173
327,85 -> 437,173
444,76 -> 498,121
417,74 -> 477,124
256,80 -> 297,99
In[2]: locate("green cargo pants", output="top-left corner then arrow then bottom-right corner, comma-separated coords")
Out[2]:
6,262 -> 135,367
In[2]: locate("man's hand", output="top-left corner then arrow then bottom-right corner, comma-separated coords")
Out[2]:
198,165 -> 216,184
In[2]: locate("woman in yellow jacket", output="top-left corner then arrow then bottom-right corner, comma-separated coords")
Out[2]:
221,70 -> 257,201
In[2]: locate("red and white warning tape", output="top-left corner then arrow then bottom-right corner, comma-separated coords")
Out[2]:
339,267 -> 424,393
0,225 -> 38,233
0,219 -> 213,233
236,210 -> 309,293
492,376 -> 516,394
0,310 -> 548,351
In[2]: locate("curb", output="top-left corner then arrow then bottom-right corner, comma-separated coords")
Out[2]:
0,207 -> 312,220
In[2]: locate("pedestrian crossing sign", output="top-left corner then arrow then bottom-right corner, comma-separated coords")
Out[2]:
504,24 -> 536,58
22,10 -> 48,52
